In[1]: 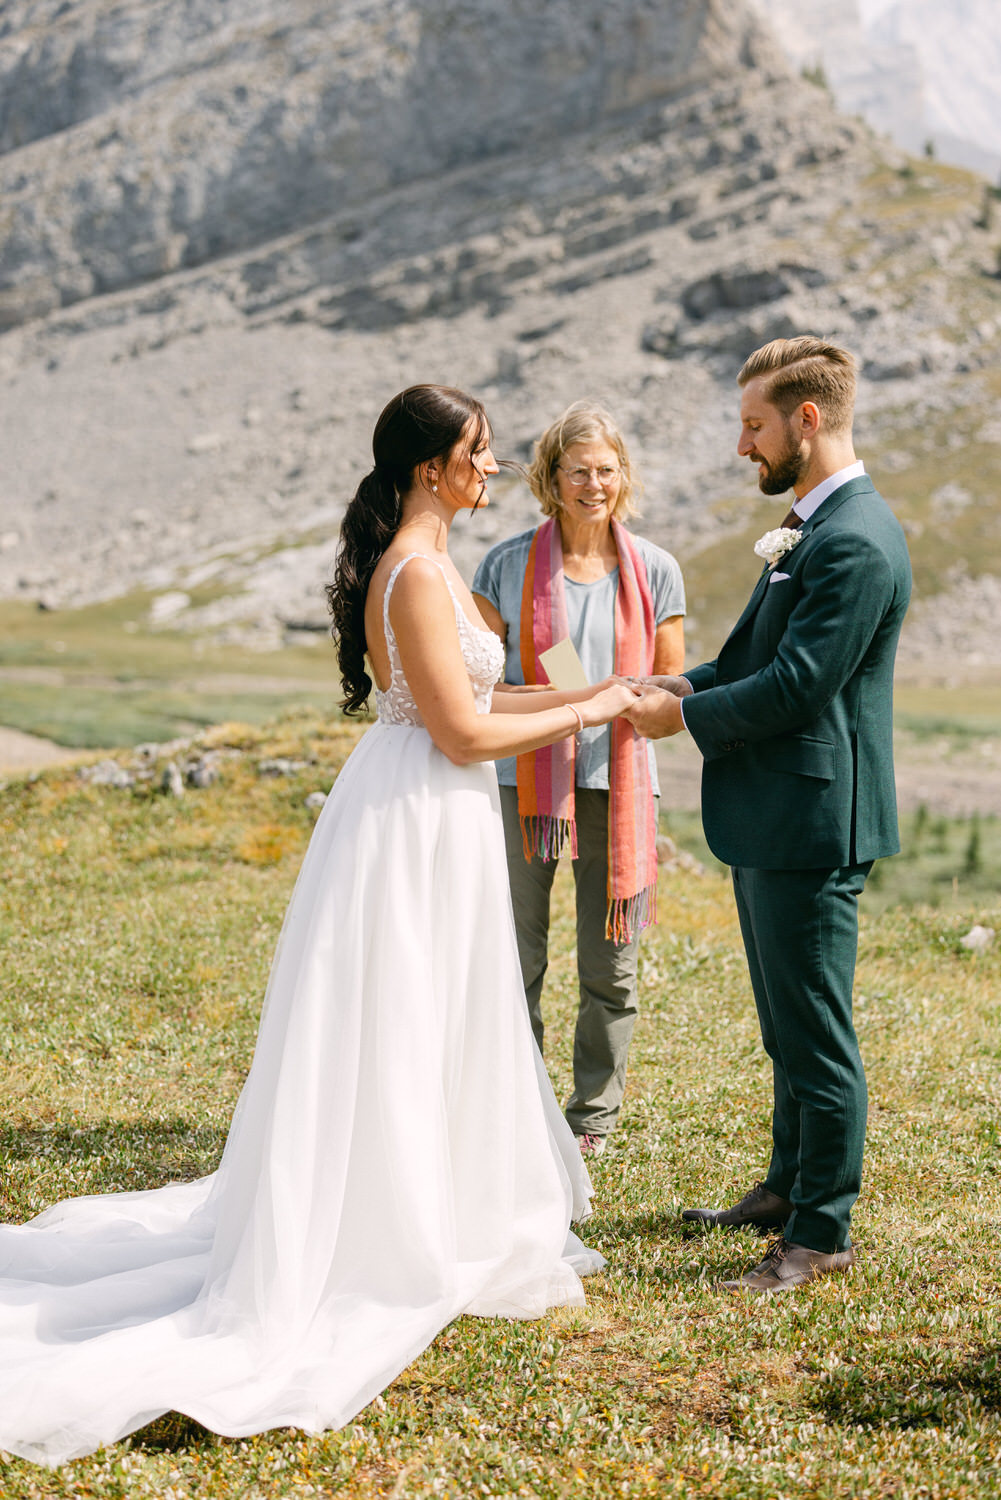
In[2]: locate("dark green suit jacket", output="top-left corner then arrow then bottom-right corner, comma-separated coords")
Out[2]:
683,475 -> 912,870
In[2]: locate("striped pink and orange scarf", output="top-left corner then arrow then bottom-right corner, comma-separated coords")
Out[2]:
515,517 -> 658,943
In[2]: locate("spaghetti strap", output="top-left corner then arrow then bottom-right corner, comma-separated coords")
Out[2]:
380,552 -> 450,648
374,554 -> 502,728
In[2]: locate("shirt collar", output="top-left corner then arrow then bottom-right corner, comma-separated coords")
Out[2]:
791,460 -> 866,522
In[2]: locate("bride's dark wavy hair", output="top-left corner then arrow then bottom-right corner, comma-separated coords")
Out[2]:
327,385 -> 489,715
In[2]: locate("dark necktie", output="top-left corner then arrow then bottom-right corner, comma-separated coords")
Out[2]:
780,505 -> 801,529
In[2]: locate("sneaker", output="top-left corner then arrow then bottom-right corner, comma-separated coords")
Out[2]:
575,1132 -> 606,1157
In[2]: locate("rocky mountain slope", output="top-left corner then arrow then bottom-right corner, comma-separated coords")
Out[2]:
749,0 -> 1001,179
2,0 -> 1000,672
0,0 -> 763,326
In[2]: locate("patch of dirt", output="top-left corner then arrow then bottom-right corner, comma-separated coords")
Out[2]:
0,726 -> 83,775
893,735 -> 1001,818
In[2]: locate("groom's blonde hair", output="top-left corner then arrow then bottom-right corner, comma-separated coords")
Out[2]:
738,336 -> 857,432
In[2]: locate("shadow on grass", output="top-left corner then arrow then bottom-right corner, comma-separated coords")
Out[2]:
586,1212 -> 766,1295
812,1344 -> 1001,1428
593,1208 -> 684,1241
595,1207 -> 772,1247
128,1411 -> 224,1454
1,1118 -> 226,1163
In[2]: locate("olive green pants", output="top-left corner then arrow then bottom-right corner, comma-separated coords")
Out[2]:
499,785 -> 641,1138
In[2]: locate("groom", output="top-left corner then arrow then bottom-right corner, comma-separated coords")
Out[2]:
629,336 -> 911,1292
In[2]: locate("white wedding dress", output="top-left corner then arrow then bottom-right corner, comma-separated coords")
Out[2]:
0,555 -> 602,1468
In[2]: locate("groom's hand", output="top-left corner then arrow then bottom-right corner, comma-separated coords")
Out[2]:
624,685 -> 688,739
640,675 -> 693,698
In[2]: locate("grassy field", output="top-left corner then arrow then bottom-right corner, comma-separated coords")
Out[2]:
0,595 -> 340,748
1,713 -> 1000,1498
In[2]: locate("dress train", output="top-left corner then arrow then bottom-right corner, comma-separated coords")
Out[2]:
0,555 -> 602,1466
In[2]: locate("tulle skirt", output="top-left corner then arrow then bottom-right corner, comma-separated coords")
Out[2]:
0,722 -> 602,1466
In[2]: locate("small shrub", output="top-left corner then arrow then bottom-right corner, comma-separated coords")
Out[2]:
975,186 -> 996,231
930,816 -> 949,854
235,822 -> 302,865
964,813 -> 982,876
801,61 -> 830,91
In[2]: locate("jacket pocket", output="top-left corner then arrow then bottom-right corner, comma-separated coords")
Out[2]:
767,734 -> 836,781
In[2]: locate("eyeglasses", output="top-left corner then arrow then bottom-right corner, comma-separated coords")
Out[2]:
557,465 -> 621,487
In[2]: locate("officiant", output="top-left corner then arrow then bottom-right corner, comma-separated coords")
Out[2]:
473,403 -> 685,1155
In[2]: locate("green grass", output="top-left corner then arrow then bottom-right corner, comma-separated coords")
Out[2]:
1,711 -> 1000,1496
659,808 -> 727,874
0,674 -> 339,749
866,808 -> 1001,912
0,596 -> 341,748
893,681 -> 1001,736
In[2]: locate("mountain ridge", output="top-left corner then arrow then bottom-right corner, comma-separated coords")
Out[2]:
0,0 -> 765,326
2,0 -> 1000,676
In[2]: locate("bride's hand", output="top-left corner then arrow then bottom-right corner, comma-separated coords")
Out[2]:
579,681 -> 642,727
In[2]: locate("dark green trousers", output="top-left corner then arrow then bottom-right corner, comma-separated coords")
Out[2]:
732,861 -> 873,1252
499,784 -> 640,1137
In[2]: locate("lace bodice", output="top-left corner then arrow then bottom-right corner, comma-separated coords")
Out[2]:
375,553 -> 505,727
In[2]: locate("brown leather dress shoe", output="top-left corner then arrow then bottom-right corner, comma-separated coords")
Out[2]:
721,1236 -> 855,1294
681,1180 -> 792,1230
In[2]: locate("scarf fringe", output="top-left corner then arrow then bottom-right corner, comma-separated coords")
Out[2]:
520,813 -> 578,864
607,882 -> 658,945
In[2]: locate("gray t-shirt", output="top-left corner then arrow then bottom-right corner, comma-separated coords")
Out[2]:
472,527 -> 686,791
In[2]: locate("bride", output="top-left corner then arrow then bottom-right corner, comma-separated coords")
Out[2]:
0,385 -> 639,1467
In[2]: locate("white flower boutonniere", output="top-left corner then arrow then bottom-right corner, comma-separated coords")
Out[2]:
753,527 -> 803,568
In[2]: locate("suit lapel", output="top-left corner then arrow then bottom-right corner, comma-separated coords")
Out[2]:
722,475 -> 876,648
794,474 -> 875,540
726,563 -> 773,641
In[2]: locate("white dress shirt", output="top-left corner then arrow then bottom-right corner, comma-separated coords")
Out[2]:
789,459 -> 866,523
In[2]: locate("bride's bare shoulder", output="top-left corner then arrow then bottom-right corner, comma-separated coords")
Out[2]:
369,548 -> 445,606
364,551 -> 449,659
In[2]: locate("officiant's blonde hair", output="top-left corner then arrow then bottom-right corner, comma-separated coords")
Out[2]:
739,336 -> 857,432
528,402 -> 640,521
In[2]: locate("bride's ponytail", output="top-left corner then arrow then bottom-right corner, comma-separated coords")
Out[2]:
327,385 -> 489,715
328,467 -> 401,715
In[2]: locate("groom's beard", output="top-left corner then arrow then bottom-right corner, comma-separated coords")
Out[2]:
752,431 -> 807,496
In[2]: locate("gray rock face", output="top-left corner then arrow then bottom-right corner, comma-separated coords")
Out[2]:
1,0 -> 999,673
681,262 -> 826,320
0,0 -> 764,326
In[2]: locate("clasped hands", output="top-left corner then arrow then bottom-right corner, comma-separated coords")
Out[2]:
616,674 -> 692,739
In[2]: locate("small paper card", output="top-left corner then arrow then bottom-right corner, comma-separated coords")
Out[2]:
538,638 -> 590,690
